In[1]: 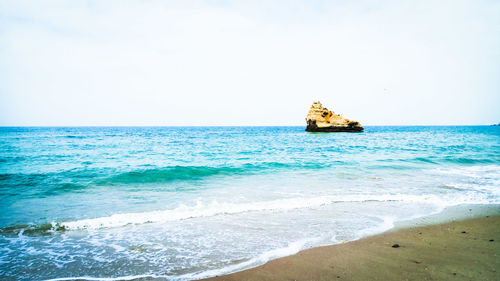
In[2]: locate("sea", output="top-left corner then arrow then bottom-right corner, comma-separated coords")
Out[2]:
0,126 -> 499,281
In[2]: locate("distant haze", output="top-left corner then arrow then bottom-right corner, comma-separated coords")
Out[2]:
1,0 -> 499,126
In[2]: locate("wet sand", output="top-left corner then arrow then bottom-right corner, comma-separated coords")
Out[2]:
203,215 -> 499,281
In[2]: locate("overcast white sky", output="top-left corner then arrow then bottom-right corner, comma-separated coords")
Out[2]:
0,0 -> 499,126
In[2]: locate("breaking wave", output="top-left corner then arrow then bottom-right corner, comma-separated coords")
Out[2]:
58,193 -> 493,231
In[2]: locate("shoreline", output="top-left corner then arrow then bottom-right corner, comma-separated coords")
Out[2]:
202,213 -> 500,281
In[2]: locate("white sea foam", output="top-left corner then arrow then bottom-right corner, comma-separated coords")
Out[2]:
431,164 -> 500,175
45,274 -> 166,281
431,165 -> 500,197
44,237 -> 323,281
60,192 -> 493,230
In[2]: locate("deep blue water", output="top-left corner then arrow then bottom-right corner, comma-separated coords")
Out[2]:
0,126 -> 499,280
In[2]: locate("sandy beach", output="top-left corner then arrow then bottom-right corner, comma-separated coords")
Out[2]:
203,215 -> 500,281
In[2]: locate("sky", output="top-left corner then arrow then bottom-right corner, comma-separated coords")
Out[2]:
0,0 -> 499,126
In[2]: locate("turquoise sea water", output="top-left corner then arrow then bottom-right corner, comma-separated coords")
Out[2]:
0,126 -> 499,280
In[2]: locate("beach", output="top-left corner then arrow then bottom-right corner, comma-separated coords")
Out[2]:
204,215 -> 500,281
2,0 -> 500,279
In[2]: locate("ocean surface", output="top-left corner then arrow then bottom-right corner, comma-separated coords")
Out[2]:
0,126 -> 499,280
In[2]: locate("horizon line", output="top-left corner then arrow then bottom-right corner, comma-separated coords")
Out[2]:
0,124 -> 498,128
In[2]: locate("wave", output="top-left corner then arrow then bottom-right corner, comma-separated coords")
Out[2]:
7,195 -> 427,235
413,157 -> 437,164
0,173 -> 49,186
372,156 -> 498,167
443,157 -> 495,164
2,162 -> 324,190
96,162 -> 324,185
57,193 -> 493,231
97,166 -> 246,185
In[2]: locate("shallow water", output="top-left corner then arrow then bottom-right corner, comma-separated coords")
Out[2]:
0,126 -> 499,280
